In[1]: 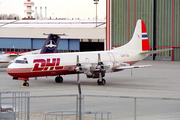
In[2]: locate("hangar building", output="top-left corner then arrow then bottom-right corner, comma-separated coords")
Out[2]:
0,20 -> 105,53
107,0 -> 180,61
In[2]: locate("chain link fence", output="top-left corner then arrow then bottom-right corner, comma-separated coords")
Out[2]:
83,95 -> 180,120
0,91 -> 29,120
29,95 -> 78,120
1,91 -> 180,120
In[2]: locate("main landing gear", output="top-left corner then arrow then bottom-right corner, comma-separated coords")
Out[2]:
23,80 -> 29,86
55,75 -> 63,83
97,79 -> 106,85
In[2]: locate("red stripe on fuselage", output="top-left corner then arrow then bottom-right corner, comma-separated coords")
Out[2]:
7,65 -> 76,78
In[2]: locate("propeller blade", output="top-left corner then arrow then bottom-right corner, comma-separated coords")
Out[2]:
76,55 -> 80,83
76,55 -> 81,95
77,55 -> 79,66
98,53 -> 101,64
77,71 -> 80,82
97,53 -> 103,82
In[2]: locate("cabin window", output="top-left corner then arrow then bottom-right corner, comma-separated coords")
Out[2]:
15,60 -> 28,64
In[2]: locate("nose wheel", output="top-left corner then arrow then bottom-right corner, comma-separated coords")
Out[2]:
55,75 -> 63,83
23,81 -> 29,87
97,79 -> 106,85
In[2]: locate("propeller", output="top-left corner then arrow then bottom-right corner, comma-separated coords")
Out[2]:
75,55 -> 82,119
96,53 -> 104,82
75,55 -> 82,94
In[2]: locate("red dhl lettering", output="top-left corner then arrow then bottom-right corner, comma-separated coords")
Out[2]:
32,58 -> 63,71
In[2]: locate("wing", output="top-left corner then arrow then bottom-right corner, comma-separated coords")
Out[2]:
69,61 -> 152,79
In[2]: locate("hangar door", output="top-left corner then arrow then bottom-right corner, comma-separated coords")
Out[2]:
32,38 -> 46,49
0,38 -> 31,49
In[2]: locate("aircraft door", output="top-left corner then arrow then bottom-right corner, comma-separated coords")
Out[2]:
107,52 -> 115,62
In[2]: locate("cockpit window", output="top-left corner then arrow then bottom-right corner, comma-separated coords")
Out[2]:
15,58 -> 28,64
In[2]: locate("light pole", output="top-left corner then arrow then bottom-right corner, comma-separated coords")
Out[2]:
94,0 -> 99,27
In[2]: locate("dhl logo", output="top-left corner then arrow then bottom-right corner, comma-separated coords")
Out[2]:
32,58 -> 63,71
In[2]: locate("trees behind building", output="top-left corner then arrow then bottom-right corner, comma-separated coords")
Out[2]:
0,14 -> 20,20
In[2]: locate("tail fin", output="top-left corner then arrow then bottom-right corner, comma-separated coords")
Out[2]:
113,19 -> 150,52
40,34 -> 60,54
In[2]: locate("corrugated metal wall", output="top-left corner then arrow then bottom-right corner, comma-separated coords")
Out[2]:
112,0 -> 180,61
173,0 -> 180,61
156,0 -> 172,59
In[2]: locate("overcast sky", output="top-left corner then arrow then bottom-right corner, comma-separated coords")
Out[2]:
0,0 -> 106,19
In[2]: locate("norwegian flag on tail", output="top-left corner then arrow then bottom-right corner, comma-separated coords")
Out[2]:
141,20 -> 150,51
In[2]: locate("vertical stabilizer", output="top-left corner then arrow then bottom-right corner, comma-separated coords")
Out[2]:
113,20 -> 150,52
40,34 -> 60,54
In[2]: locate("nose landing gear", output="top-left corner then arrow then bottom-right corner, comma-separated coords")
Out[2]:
23,80 -> 29,87
55,75 -> 63,83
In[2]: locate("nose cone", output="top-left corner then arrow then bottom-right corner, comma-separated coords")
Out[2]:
7,63 -> 21,78
7,63 -> 16,77
7,63 -> 33,78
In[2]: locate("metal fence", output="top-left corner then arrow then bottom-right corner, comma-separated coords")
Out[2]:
83,95 -> 180,120
1,92 -> 180,120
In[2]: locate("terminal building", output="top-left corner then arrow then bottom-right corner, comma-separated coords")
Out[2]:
0,0 -> 179,61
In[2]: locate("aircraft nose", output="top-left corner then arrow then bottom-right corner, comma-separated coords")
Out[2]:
7,64 -> 16,77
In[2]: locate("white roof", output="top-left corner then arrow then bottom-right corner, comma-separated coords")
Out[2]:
0,19 -> 106,28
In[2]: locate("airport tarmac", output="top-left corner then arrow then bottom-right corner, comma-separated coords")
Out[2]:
0,60 -> 180,98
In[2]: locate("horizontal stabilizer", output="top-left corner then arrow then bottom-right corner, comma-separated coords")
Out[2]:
116,65 -> 152,70
140,48 -> 172,54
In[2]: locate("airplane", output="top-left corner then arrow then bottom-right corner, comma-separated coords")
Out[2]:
0,33 -> 61,68
7,20 -> 172,86
0,50 -> 40,68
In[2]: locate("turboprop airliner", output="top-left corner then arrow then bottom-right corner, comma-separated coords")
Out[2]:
7,20 -> 171,86
0,33 -> 61,68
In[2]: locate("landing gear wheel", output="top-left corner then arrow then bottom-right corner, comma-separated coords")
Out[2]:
97,79 -> 106,85
55,76 -> 63,83
23,81 -> 29,86
102,79 -> 106,85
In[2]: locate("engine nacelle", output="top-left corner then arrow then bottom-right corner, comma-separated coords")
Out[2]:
86,72 -> 93,78
81,61 -> 129,78
102,61 -> 121,72
86,71 -> 105,78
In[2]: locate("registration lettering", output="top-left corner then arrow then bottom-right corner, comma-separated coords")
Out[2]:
32,58 -> 63,71
120,54 -> 130,57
